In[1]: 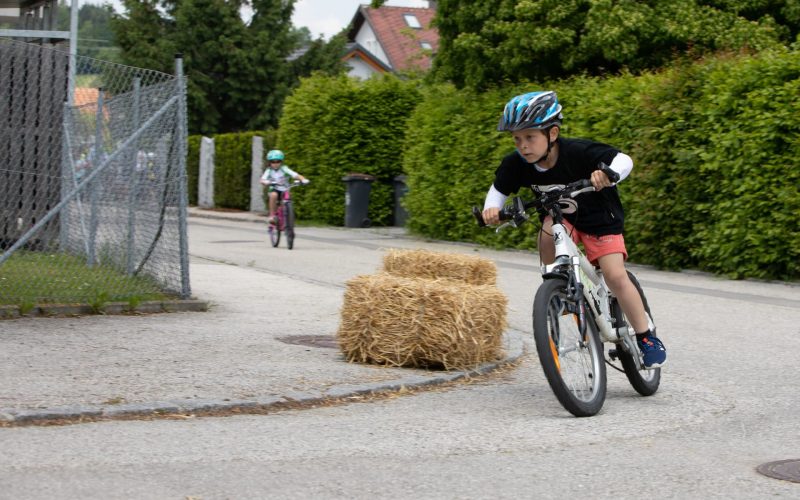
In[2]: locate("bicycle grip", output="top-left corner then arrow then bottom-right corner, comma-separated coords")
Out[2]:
598,162 -> 620,183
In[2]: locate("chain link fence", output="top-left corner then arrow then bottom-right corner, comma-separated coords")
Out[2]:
0,38 -> 190,306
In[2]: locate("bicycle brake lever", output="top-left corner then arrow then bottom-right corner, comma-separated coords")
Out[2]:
495,220 -> 515,233
471,206 -> 486,227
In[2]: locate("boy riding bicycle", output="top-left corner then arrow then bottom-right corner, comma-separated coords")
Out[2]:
482,91 -> 666,368
260,149 -> 308,225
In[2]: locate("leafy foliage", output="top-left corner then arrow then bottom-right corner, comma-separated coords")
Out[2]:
687,50 -> 800,278
287,30 -> 348,88
186,130 -> 277,209
213,131 -> 266,209
402,83 -> 538,248
111,0 -> 176,74
403,48 -> 800,280
53,3 -> 122,61
111,0 -> 344,135
187,135 -> 202,205
431,0 -> 797,89
278,74 -> 421,225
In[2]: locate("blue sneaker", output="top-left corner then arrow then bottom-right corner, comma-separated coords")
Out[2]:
639,335 -> 666,369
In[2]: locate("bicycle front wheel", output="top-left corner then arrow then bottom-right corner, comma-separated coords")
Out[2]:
269,216 -> 281,248
533,278 -> 607,417
285,202 -> 295,250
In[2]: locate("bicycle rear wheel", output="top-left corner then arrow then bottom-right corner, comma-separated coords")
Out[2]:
285,202 -> 295,250
533,278 -> 607,417
612,271 -> 660,396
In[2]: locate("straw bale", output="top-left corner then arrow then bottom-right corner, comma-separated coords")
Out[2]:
337,273 -> 508,370
382,249 -> 496,286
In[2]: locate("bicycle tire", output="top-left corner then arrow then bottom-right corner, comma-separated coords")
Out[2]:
285,201 -> 295,250
612,271 -> 660,396
269,209 -> 281,248
533,278 -> 607,417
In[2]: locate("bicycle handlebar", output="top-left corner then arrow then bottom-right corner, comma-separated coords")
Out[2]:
265,179 -> 310,187
472,164 -> 619,230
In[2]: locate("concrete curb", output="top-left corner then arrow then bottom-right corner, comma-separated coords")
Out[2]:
0,299 -> 209,319
190,208 -> 267,224
0,331 -> 526,427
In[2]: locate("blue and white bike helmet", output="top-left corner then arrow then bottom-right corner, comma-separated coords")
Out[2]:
497,91 -> 562,132
267,149 -> 285,161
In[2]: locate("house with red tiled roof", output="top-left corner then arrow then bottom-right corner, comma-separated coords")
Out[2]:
343,2 -> 439,79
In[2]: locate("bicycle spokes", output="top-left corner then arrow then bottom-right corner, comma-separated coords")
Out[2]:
539,284 -> 604,409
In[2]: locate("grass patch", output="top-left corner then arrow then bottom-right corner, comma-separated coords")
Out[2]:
0,251 -> 171,307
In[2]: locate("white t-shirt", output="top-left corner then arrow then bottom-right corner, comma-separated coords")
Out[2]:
260,164 -> 299,191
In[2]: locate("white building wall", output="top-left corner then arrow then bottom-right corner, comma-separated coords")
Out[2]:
346,57 -> 381,80
355,23 -> 391,68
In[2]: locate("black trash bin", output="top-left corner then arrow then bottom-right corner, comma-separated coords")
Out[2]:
393,174 -> 409,226
342,173 -> 376,228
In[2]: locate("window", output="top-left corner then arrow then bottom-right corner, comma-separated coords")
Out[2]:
420,41 -> 433,50
403,14 -> 421,29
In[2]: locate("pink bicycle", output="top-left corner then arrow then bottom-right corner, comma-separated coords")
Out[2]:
268,180 -> 307,250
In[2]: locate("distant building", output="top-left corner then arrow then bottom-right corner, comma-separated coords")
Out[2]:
343,3 -> 439,79
0,0 -> 21,27
0,0 -> 60,33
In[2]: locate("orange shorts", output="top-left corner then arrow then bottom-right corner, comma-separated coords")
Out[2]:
543,217 -> 628,265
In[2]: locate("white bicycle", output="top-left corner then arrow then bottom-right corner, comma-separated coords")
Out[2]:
473,173 -> 660,417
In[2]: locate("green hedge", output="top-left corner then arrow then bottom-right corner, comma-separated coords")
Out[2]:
186,130 -> 277,209
403,84 -> 537,247
402,48 -> 800,280
187,135 -> 201,206
277,74 -> 421,225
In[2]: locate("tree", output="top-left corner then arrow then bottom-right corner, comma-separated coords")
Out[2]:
171,0 -> 252,134
77,3 -> 121,62
287,30 -> 348,87
234,0 -> 297,131
111,0 -> 176,75
111,0 -> 343,135
431,0 -> 797,89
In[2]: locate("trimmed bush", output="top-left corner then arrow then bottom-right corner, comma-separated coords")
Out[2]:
187,135 -> 201,206
186,129 -> 276,210
402,48 -> 800,280
278,74 -> 421,225
403,83 -> 541,250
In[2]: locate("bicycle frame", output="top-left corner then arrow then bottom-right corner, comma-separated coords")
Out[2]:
275,190 -> 292,228
547,221 -> 657,373
268,180 -> 306,250
544,222 -> 620,342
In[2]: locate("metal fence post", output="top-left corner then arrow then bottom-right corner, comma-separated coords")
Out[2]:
175,54 -> 191,299
126,77 -> 141,275
88,87 -> 104,267
60,101 -> 71,251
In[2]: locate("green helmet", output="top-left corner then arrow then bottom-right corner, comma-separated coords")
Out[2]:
266,149 -> 285,161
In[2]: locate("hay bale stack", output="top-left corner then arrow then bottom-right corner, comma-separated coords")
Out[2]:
382,249 -> 496,286
337,273 -> 507,370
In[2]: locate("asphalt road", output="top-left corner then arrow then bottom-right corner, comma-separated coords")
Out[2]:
1,216 -> 798,499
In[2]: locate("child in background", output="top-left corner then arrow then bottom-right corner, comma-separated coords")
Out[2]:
259,149 -> 308,225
